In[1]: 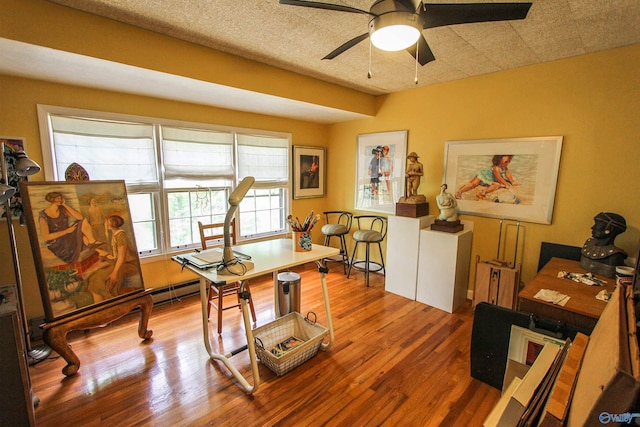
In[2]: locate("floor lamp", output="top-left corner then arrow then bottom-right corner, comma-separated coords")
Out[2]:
1,142 -> 51,365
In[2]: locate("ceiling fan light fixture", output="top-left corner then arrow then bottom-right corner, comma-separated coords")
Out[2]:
369,12 -> 421,52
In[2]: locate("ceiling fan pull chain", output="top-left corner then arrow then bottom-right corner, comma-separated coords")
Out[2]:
414,40 -> 419,84
368,38 -> 372,79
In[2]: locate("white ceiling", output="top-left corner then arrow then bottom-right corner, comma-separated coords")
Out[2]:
3,0 -> 639,123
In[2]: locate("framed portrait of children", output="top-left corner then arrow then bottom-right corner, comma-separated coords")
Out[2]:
20,180 -> 145,322
443,136 -> 563,224
354,131 -> 407,214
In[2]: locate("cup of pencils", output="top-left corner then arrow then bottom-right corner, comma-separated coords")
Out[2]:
288,212 -> 319,252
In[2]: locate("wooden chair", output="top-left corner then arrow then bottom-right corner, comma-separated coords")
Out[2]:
197,219 -> 256,334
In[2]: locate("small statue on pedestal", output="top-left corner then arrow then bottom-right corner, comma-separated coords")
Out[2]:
396,152 -> 428,217
580,212 -> 627,278
437,183 -> 458,221
404,152 -> 423,200
431,183 -> 463,232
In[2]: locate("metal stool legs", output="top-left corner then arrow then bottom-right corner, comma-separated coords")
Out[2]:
323,233 -> 349,274
347,241 -> 385,287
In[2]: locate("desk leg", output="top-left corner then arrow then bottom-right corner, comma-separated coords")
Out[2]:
199,278 -> 259,394
317,262 -> 334,351
199,278 -> 213,356
239,282 -> 260,393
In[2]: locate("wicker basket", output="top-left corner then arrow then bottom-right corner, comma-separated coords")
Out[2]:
254,312 -> 328,376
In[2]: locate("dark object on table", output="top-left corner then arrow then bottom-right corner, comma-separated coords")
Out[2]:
537,241 -> 581,272
580,212 -> 627,278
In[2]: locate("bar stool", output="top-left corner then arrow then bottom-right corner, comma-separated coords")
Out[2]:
347,215 -> 387,287
320,211 -> 352,274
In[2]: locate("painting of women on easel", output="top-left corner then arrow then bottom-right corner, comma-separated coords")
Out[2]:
21,180 -> 145,321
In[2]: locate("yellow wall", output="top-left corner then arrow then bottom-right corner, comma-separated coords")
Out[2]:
0,75 -> 331,319
327,44 -> 640,289
1,0 -> 639,321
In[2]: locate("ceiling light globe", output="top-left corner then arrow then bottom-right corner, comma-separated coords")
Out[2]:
369,11 -> 422,52
371,25 -> 420,51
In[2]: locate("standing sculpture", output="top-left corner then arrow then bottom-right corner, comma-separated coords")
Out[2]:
580,212 -> 627,278
396,152 -> 428,218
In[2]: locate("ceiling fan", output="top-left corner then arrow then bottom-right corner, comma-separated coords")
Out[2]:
279,0 -> 532,68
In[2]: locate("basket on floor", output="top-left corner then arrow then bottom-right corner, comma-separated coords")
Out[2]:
254,311 -> 328,376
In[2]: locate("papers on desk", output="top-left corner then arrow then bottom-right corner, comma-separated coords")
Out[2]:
534,289 -> 570,306
193,248 -> 224,264
175,248 -> 251,269
175,248 -> 223,269
557,270 -> 608,286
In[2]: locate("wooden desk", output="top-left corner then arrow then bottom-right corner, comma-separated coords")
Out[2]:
174,238 -> 339,394
518,257 -> 615,332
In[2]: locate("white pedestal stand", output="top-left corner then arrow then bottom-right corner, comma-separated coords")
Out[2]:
385,215 -> 435,300
416,221 -> 474,313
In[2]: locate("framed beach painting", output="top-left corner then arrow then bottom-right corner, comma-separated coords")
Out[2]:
443,136 -> 563,224
292,145 -> 326,199
21,180 -> 145,322
354,131 -> 407,214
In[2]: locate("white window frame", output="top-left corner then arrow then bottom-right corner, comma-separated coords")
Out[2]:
37,105 -> 291,262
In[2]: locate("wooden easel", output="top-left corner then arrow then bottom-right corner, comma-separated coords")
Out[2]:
41,289 -> 153,376
35,167 -> 154,376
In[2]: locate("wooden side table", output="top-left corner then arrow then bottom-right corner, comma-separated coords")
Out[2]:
518,257 -> 615,332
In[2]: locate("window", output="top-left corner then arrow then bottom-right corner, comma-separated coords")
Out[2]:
237,133 -> 289,237
37,105 -> 291,259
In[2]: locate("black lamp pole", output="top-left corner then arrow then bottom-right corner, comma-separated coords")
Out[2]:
1,143 -> 51,365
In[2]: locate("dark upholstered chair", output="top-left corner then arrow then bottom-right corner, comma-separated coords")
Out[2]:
537,241 -> 582,272
320,211 -> 353,274
347,215 -> 387,287
198,219 -> 256,334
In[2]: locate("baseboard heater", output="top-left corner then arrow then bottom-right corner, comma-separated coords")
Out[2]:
151,279 -> 201,305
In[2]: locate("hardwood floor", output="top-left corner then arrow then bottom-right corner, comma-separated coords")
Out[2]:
30,262 -> 500,426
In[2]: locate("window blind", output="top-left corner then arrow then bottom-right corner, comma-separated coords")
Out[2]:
237,133 -> 289,187
161,126 -> 235,180
49,115 -> 157,185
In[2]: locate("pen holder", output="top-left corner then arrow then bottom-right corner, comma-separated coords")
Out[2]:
293,231 -> 312,252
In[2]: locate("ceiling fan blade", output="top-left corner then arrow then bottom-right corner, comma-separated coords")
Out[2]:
279,0 -> 372,16
406,35 -> 436,66
421,3 -> 532,29
323,33 -> 369,60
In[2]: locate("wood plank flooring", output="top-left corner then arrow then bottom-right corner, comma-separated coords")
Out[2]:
29,262 -> 500,426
